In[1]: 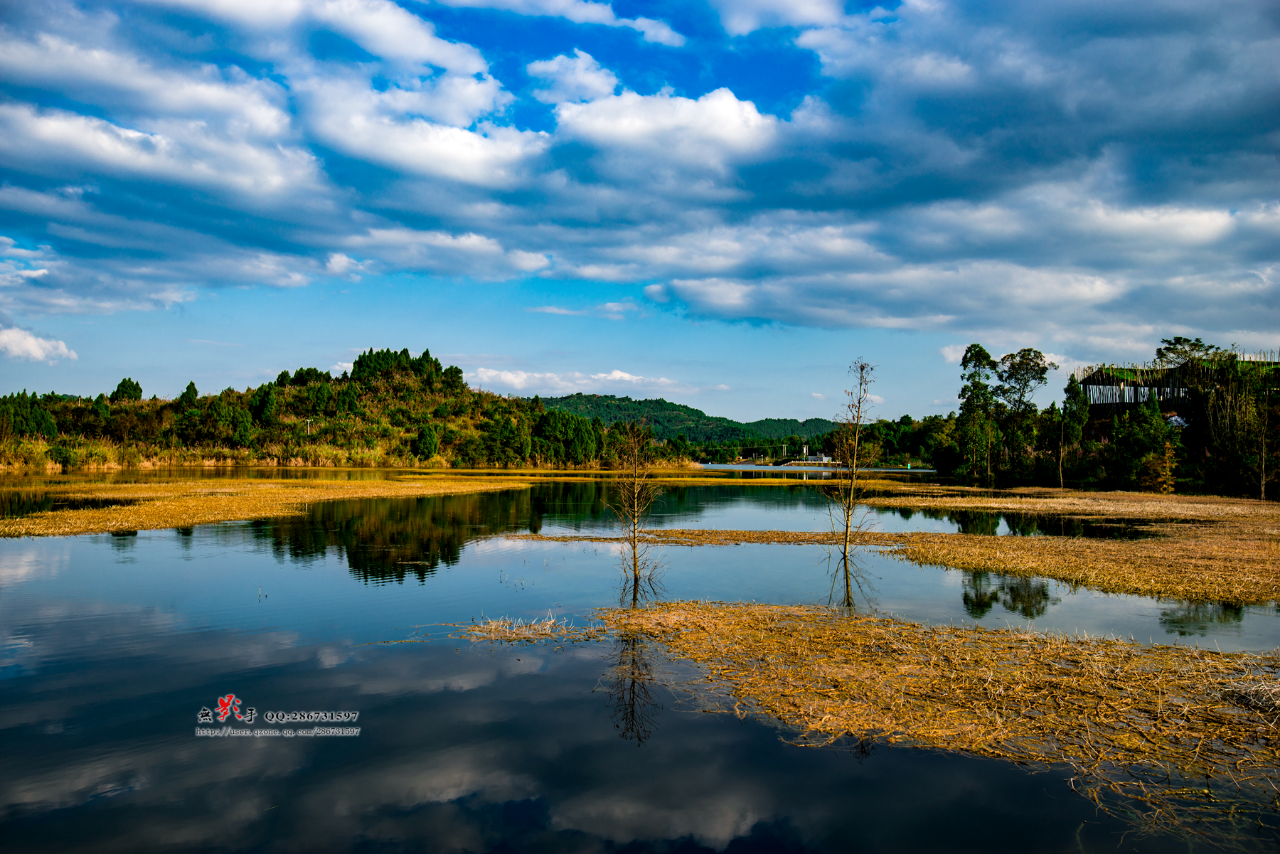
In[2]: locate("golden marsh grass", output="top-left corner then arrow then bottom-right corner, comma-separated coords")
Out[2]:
601,601 -> 1280,841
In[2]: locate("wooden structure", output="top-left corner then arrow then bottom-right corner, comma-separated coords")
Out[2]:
1076,352 -> 1279,412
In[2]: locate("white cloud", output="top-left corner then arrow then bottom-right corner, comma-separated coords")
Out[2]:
528,305 -> 586,316
0,327 -> 78,362
299,76 -> 545,185
340,227 -> 545,275
434,0 -> 685,46
331,361 -> 354,374
138,0 -> 489,71
940,344 -> 967,363
707,0 -> 845,36
556,88 -> 778,174
525,300 -> 637,319
468,366 -> 694,394
527,50 -> 618,104
0,33 -> 291,136
811,392 -> 826,400
324,253 -> 362,275
0,103 -> 319,199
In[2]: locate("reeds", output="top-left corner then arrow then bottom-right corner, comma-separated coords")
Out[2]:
602,601 -> 1280,843
448,614 -> 606,644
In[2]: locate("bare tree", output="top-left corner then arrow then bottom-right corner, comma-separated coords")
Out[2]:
606,420 -> 664,608
820,360 -> 879,611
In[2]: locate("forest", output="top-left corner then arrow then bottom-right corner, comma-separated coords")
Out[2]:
540,394 -> 836,443
1,339 -> 1276,498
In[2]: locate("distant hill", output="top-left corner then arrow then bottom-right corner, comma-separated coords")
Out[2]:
537,394 -> 836,443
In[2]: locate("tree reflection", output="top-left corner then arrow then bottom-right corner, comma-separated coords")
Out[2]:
246,482 -> 614,584
829,545 -> 876,615
949,511 -> 1001,536
1160,601 -> 1245,637
604,632 -> 661,745
961,571 -> 1058,620
962,572 -> 1001,618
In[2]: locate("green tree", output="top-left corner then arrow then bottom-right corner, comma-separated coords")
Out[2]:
249,384 -> 277,425
995,348 -> 1057,480
1154,336 -> 1224,367
1198,358 -> 1278,498
413,422 -> 440,459
109,377 -> 142,403
177,381 -> 199,409
1105,394 -> 1176,490
1058,375 -> 1090,488
442,365 -> 466,396
956,345 -> 998,483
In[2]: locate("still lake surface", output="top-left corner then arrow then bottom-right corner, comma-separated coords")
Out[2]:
2,480 -> 1277,852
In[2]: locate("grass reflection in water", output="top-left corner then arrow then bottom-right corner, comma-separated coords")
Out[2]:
602,601 -> 1280,847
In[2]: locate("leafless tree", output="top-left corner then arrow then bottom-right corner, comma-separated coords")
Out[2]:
606,420 -> 664,608
820,359 -> 879,611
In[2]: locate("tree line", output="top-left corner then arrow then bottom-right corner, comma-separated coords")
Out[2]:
915,338 -> 1275,497
3,338 -> 1275,496
0,347 -> 691,471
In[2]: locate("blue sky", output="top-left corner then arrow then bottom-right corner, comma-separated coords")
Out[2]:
1,0 -> 1277,421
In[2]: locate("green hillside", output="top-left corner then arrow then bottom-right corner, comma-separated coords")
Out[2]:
538,394 -> 836,443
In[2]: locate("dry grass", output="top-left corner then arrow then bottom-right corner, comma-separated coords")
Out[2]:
447,614 -> 607,645
602,601 -> 1280,843
0,475 -> 529,537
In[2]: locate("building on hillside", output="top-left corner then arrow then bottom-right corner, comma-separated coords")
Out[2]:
1076,354 -> 1279,414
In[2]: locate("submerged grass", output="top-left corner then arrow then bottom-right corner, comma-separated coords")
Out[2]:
447,614 -> 607,645
0,475 -> 528,537
602,601 -> 1280,844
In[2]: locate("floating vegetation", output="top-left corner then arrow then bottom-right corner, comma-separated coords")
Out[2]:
0,476 -> 528,537
601,601 -> 1280,844
448,614 -> 606,645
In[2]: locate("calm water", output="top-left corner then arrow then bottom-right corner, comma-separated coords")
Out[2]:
2,481 -> 1276,852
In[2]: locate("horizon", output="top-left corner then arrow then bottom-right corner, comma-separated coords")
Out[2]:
2,1 -> 1276,421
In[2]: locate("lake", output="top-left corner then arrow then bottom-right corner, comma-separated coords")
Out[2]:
2,479 -> 1276,852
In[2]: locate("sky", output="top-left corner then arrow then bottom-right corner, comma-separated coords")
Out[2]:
0,0 -> 1277,422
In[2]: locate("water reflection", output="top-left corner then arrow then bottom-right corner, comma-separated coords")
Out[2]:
604,634 -> 662,745
874,506 -> 1155,539
248,488 -> 578,583
961,572 -> 1059,620
828,546 -> 877,614
1160,601 -> 1246,637
4,482 -> 1279,853
0,491 -> 140,518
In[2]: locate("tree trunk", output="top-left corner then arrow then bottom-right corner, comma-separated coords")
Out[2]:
1058,419 -> 1064,489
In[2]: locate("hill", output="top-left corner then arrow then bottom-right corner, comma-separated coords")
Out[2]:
537,394 -> 836,443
